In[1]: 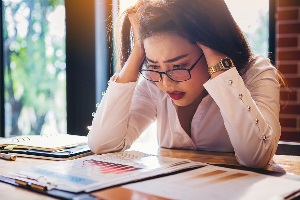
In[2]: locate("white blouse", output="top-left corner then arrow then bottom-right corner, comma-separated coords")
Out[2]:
88,56 -> 281,168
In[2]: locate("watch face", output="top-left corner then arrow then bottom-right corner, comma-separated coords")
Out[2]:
221,58 -> 233,68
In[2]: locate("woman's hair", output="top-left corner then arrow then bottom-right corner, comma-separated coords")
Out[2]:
115,0 -> 252,72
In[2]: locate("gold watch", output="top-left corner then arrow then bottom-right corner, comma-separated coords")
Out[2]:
208,57 -> 235,75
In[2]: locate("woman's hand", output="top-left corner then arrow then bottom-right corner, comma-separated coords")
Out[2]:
128,11 -> 143,48
126,9 -> 145,64
196,43 -> 227,67
116,9 -> 145,83
197,43 -> 228,78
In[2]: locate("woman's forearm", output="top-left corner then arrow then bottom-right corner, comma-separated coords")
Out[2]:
117,45 -> 145,83
204,64 -> 280,168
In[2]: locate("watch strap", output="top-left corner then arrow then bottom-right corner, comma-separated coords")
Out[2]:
208,57 -> 234,75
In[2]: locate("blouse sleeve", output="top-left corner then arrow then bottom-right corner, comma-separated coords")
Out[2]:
203,57 -> 281,168
88,75 -> 157,154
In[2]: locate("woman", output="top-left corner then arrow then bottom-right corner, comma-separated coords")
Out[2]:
88,0 -> 281,168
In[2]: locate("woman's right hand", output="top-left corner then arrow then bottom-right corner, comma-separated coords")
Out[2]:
128,11 -> 143,49
116,8 -> 145,83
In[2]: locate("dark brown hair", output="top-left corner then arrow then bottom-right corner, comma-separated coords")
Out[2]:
116,0 -> 252,72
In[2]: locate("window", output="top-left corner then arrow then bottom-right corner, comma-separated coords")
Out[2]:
2,0 -> 66,137
0,0 -> 112,138
226,0 -> 270,57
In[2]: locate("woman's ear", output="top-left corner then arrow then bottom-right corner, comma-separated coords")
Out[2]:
196,42 -> 204,53
197,42 -> 208,50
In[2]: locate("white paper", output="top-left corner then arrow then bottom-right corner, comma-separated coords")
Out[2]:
124,165 -> 300,200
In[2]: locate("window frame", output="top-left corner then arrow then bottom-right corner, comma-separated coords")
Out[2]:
65,0 -> 113,136
269,0 -> 276,65
0,1 -> 4,137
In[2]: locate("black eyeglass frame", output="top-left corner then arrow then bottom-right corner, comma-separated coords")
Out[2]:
140,53 -> 204,82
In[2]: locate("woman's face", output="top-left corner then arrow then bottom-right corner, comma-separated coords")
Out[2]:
143,33 -> 210,107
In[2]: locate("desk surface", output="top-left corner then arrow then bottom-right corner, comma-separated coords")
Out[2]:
0,148 -> 299,200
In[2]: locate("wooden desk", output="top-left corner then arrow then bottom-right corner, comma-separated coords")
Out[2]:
0,149 -> 299,200
157,148 -> 300,176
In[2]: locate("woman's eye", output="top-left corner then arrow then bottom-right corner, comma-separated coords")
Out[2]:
173,64 -> 187,69
148,65 -> 160,70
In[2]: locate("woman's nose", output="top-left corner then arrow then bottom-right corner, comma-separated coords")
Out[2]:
162,74 -> 175,88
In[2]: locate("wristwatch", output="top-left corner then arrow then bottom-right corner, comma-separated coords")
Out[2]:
208,57 -> 235,75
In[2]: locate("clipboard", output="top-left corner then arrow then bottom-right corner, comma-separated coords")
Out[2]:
0,175 -> 96,200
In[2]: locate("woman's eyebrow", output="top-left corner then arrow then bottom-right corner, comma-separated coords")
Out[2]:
146,57 -> 158,63
164,54 -> 189,63
146,54 -> 189,64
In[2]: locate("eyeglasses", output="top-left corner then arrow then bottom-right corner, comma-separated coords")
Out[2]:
140,53 -> 204,82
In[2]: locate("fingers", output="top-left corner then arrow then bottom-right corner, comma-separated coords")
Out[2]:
196,42 -> 227,67
127,12 -> 142,47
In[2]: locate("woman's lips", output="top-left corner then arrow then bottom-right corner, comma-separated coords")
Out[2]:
167,91 -> 185,100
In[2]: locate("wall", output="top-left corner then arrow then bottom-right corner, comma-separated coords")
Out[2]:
277,0 -> 300,141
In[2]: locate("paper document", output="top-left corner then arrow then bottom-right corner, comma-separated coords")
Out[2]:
0,134 -> 92,160
124,165 -> 300,200
6,151 -> 205,193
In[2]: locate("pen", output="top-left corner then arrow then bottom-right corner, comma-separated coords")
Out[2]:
0,153 -> 17,161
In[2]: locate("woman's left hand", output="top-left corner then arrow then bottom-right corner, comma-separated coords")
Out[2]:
196,43 -> 227,68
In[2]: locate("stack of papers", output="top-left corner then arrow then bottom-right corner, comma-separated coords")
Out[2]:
0,134 -> 92,160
